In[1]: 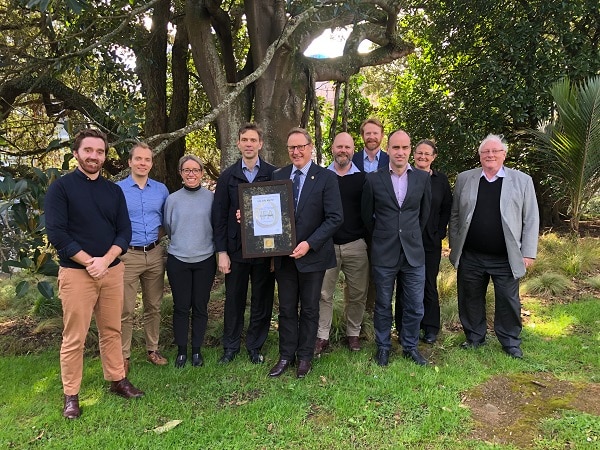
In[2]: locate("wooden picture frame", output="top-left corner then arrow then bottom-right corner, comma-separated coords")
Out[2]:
238,180 -> 296,258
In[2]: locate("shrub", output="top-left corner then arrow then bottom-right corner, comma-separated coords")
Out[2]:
522,272 -> 571,297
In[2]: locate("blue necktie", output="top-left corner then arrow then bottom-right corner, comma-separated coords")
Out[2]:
293,169 -> 302,209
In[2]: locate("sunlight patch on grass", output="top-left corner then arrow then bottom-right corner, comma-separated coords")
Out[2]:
526,313 -> 579,337
32,376 -> 53,394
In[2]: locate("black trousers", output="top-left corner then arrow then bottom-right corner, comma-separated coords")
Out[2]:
167,254 -> 216,349
275,257 -> 325,361
457,250 -> 522,348
395,247 -> 442,336
222,259 -> 275,352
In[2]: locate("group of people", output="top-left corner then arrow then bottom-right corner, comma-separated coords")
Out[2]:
45,120 -> 539,419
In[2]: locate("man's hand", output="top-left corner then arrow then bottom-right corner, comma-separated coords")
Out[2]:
524,257 -> 535,269
85,256 -> 110,279
291,241 -> 310,259
218,252 -> 231,274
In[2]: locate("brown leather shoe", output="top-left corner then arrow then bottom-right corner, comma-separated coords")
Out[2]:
110,378 -> 145,399
268,359 -> 293,377
296,360 -> 312,378
147,350 -> 168,366
124,358 -> 130,377
314,338 -> 329,356
63,394 -> 80,419
347,336 -> 361,351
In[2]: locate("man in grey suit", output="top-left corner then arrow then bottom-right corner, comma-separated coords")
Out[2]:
449,134 -> 539,359
362,130 -> 431,366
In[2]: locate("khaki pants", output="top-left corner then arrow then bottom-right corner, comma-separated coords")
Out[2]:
120,245 -> 165,358
58,263 -> 126,395
318,238 -> 369,339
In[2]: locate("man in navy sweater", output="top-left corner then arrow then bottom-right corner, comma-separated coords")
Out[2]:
46,129 -> 144,420
212,123 -> 276,365
315,132 -> 368,355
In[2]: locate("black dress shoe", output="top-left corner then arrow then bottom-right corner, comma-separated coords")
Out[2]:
402,348 -> 428,366
175,354 -> 187,368
296,360 -> 312,378
109,378 -> 145,398
268,358 -> 293,377
375,348 -> 390,366
219,349 -> 239,364
248,349 -> 264,364
63,394 -> 80,419
421,333 -> 437,344
192,353 -> 203,367
502,346 -> 523,359
460,340 -> 486,349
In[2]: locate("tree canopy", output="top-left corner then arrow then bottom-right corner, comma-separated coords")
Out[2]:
1,0 -> 415,190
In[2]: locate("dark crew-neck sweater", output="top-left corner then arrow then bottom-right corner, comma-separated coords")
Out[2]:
464,177 -> 507,255
45,168 -> 132,269
333,171 -> 366,245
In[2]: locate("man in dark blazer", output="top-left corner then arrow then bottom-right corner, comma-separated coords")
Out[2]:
395,139 -> 453,345
269,127 -> 343,379
352,118 -> 389,314
212,123 -> 277,365
362,130 -> 431,367
352,118 -> 389,173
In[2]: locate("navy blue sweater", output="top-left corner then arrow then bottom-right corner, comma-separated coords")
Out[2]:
45,168 -> 131,269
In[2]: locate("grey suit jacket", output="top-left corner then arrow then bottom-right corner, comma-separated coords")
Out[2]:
448,167 -> 539,279
362,166 -> 431,268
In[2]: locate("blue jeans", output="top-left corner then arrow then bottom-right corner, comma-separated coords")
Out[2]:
372,252 -> 424,351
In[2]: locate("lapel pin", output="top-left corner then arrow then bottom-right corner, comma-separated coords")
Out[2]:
311,176 -> 314,179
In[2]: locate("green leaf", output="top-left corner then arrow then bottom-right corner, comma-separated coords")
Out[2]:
38,258 -> 59,277
16,280 -> 29,297
37,281 -> 55,300
13,179 -> 28,196
65,0 -> 88,14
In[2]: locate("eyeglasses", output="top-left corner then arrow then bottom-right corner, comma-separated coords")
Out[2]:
480,149 -> 505,155
414,151 -> 434,157
287,143 -> 310,152
181,168 -> 202,175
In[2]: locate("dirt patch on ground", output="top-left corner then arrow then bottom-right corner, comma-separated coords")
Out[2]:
462,372 -> 600,448
0,316 -> 62,355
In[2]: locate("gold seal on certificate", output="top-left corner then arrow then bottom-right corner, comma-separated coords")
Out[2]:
263,237 -> 275,249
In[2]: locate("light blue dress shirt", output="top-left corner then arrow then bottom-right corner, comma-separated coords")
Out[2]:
117,175 -> 169,246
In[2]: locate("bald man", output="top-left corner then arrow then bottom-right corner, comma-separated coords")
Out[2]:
315,133 -> 368,355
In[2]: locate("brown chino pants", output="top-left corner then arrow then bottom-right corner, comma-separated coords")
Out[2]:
58,263 -> 126,395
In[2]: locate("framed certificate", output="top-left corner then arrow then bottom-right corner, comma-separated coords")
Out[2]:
238,180 -> 296,258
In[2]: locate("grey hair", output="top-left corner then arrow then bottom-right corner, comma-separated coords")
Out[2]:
478,134 -> 508,154
287,127 -> 312,145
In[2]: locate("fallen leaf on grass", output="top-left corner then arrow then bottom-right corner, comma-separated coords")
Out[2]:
151,420 -> 182,434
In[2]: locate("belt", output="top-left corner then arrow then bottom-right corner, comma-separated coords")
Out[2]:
129,239 -> 161,252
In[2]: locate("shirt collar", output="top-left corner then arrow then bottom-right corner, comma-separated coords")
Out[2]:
388,163 -> 413,175
242,158 -> 260,171
364,149 -> 381,161
295,160 -> 312,176
327,161 -> 361,175
480,166 -> 506,181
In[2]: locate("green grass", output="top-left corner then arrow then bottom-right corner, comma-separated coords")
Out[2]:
1,234 -> 599,449
1,296 -> 599,449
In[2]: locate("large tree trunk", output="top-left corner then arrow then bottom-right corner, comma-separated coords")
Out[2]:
136,0 -> 169,181
163,18 -> 190,192
185,0 -> 247,170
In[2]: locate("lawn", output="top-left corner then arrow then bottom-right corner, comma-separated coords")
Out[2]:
0,234 -> 599,449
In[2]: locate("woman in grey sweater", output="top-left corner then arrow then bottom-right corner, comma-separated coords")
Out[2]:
164,155 -> 216,368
